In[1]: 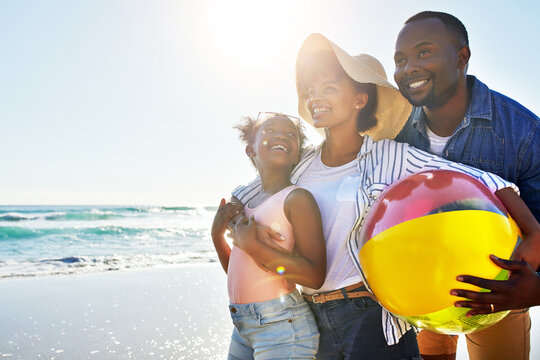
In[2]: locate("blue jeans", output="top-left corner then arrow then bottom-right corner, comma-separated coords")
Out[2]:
228,289 -> 319,360
308,286 -> 420,360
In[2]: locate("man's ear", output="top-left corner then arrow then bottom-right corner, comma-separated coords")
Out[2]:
245,145 -> 255,158
457,45 -> 471,70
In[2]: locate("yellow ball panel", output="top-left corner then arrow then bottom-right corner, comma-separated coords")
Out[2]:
401,268 -> 511,334
359,210 -> 520,316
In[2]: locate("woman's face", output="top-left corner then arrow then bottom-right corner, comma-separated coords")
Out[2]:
304,66 -> 363,131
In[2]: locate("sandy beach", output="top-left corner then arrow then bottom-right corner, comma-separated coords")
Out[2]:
0,264 -> 233,359
1,263 -> 538,359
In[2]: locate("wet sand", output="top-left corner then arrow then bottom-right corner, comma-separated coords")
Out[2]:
0,264 -> 232,359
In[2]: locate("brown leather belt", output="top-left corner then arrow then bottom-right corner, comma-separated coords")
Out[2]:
303,282 -> 377,304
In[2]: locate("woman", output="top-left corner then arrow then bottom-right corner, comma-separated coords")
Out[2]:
228,34 -> 538,359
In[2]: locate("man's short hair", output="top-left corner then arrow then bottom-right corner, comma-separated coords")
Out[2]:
405,11 -> 469,47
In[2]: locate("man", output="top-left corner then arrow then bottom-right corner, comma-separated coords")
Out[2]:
393,10 -> 540,360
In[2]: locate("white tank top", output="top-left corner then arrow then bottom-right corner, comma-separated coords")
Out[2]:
296,152 -> 363,294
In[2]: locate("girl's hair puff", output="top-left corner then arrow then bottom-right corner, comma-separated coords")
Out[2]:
234,115 -> 308,150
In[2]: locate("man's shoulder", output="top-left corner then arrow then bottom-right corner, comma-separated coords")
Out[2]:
471,76 -> 538,125
489,89 -> 538,123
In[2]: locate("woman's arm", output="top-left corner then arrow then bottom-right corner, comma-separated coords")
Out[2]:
232,188 -> 326,289
494,188 -> 540,270
403,143 -> 540,269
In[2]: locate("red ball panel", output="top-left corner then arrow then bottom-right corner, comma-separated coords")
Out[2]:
360,170 -> 507,242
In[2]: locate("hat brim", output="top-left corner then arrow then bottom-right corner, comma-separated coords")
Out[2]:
296,33 -> 412,141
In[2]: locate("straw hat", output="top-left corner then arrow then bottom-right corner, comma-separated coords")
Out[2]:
296,33 -> 412,141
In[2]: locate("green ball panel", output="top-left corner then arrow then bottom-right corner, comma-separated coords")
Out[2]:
399,306 -> 510,335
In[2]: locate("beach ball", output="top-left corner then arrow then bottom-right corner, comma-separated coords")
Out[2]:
358,170 -> 521,334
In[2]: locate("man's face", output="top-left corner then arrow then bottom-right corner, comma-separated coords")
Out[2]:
393,18 -> 461,109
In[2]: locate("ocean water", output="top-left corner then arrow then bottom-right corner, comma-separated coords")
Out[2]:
0,205 -> 219,278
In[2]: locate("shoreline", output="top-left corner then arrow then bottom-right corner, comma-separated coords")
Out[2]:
1,263 -> 538,359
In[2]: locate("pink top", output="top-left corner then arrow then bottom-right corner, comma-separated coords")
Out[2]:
227,185 -> 297,304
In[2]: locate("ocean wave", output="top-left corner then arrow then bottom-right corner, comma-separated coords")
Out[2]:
98,206 -> 203,214
47,210 -> 121,221
0,225 -> 208,240
0,252 -> 217,278
0,212 -> 66,222
0,210 -> 120,222
0,226 -> 61,239
0,206 -> 216,223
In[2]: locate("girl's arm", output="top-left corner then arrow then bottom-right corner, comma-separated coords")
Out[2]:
493,188 -> 540,269
210,198 -> 242,273
232,188 -> 326,289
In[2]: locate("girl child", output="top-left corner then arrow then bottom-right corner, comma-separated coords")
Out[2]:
211,112 -> 326,360
231,34 -> 540,359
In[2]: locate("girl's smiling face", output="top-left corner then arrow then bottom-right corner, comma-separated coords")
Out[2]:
248,116 -> 301,173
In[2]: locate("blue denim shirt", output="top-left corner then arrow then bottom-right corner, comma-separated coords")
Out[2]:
395,75 -> 540,221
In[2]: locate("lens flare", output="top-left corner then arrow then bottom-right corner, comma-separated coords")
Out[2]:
276,266 -> 285,275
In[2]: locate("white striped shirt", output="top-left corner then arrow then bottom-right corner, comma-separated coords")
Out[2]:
232,135 -> 518,345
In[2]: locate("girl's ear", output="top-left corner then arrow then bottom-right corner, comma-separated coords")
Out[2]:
355,92 -> 369,110
245,145 -> 255,158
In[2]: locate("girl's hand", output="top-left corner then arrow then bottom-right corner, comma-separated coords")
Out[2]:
210,198 -> 242,274
211,198 -> 242,239
231,215 -> 258,253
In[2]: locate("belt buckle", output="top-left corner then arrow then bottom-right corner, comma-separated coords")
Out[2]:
311,293 -> 322,304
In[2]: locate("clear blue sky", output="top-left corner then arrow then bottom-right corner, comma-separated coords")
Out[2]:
1,0 -> 538,205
